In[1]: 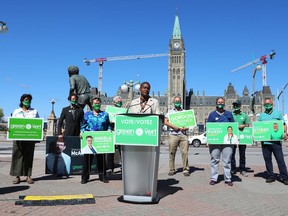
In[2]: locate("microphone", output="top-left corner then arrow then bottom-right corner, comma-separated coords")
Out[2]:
126,102 -> 141,114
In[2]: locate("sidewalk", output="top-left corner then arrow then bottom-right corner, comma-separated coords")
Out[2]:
1,142 -> 288,216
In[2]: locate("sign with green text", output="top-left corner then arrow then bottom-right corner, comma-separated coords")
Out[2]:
168,110 -> 196,128
239,127 -> 253,145
105,105 -> 127,123
253,120 -> 284,142
206,122 -> 239,144
115,115 -> 159,146
7,117 -> 44,141
81,131 -> 115,154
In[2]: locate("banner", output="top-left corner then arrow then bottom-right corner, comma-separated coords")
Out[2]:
7,117 -> 44,141
168,110 -> 197,128
253,120 -> 284,142
206,122 -> 239,144
239,127 -> 253,145
105,105 -> 127,123
115,115 -> 159,146
81,131 -> 115,154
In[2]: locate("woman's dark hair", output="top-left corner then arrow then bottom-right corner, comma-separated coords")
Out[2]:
19,94 -> 32,107
68,93 -> 78,101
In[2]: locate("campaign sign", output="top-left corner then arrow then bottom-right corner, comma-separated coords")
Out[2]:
81,131 -> 115,154
105,105 -> 127,123
115,115 -> 159,146
7,117 -> 44,141
253,120 -> 284,142
239,127 -> 253,145
206,122 -> 239,144
45,136 -> 97,175
168,110 -> 197,128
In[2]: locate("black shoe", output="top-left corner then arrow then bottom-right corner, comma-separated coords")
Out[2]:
209,180 -> 216,185
81,179 -> 88,184
266,178 -> 275,183
225,181 -> 233,186
283,179 -> 288,185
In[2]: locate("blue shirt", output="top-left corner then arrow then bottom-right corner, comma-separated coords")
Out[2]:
207,110 -> 234,123
81,111 -> 111,132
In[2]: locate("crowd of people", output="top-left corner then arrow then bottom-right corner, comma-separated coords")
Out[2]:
9,65 -> 288,187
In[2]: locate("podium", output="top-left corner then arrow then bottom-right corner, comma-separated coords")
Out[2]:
115,114 -> 162,204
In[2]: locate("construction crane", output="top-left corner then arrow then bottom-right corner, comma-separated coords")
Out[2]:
230,50 -> 276,87
83,53 -> 168,94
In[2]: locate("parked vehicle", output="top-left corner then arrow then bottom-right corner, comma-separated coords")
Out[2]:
188,133 -> 207,147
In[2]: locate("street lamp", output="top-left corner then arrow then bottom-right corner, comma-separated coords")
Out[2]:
277,83 -> 288,114
121,80 -> 140,101
51,99 -> 56,113
0,21 -> 8,33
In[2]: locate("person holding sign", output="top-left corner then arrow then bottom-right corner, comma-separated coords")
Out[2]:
231,100 -> 249,177
106,95 -> 124,174
10,94 -> 39,184
80,97 -> 111,184
164,96 -> 190,177
258,97 -> 288,185
207,97 -> 235,186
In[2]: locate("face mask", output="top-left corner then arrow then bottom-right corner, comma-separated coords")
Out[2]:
70,100 -> 77,106
92,104 -> 101,110
233,107 -> 240,112
115,102 -> 122,107
174,102 -> 181,108
22,101 -> 31,107
264,104 -> 273,111
217,104 -> 224,109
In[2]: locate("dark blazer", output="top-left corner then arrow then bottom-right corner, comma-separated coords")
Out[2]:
57,105 -> 84,136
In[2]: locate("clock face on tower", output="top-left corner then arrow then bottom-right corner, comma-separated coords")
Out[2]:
173,42 -> 180,49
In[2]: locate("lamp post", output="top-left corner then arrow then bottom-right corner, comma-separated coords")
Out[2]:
0,21 -> 8,33
51,99 -> 56,113
277,83 -> 288,114
121,80 -> 140,102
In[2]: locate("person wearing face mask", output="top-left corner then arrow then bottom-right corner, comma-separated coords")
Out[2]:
80,97 -> 111,184
106,96 -> 124,174
258,97 -> 288,185
164,96 -> 190,177
57,93 -> 84,136
231,100 -> 249,177
207,97 -> 235,186
10,94 -> 39,184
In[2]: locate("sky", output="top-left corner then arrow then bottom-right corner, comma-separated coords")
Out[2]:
1,0 -> 288,120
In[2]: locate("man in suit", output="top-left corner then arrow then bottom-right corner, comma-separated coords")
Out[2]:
57,93 -> 84,136
128,81 -> 160,114
46,137 -> 71,176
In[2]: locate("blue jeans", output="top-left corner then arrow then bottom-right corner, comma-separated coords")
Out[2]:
261,142 -> 288,180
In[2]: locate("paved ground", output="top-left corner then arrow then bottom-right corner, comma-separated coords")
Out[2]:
1,139 -> 288,216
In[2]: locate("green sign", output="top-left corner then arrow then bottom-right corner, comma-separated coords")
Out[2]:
239,127 -> 253,145
206,122 -> 239,144
81,131 -> 115,154
115,115 -> 159,146
7,117 -> 44,141
168,110 -> 197,128
105,105 -> 127,123
253,120 -> 284,142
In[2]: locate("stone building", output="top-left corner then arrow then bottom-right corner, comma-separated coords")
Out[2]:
97,14 -> 274,129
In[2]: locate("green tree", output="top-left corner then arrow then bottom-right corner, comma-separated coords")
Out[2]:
0,108 -> 3,122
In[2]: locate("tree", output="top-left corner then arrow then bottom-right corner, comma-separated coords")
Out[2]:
0,108 -> 3,122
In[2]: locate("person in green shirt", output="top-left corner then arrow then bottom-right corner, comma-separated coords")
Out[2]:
270,122 -> 284,140
231,100 -> 249,177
